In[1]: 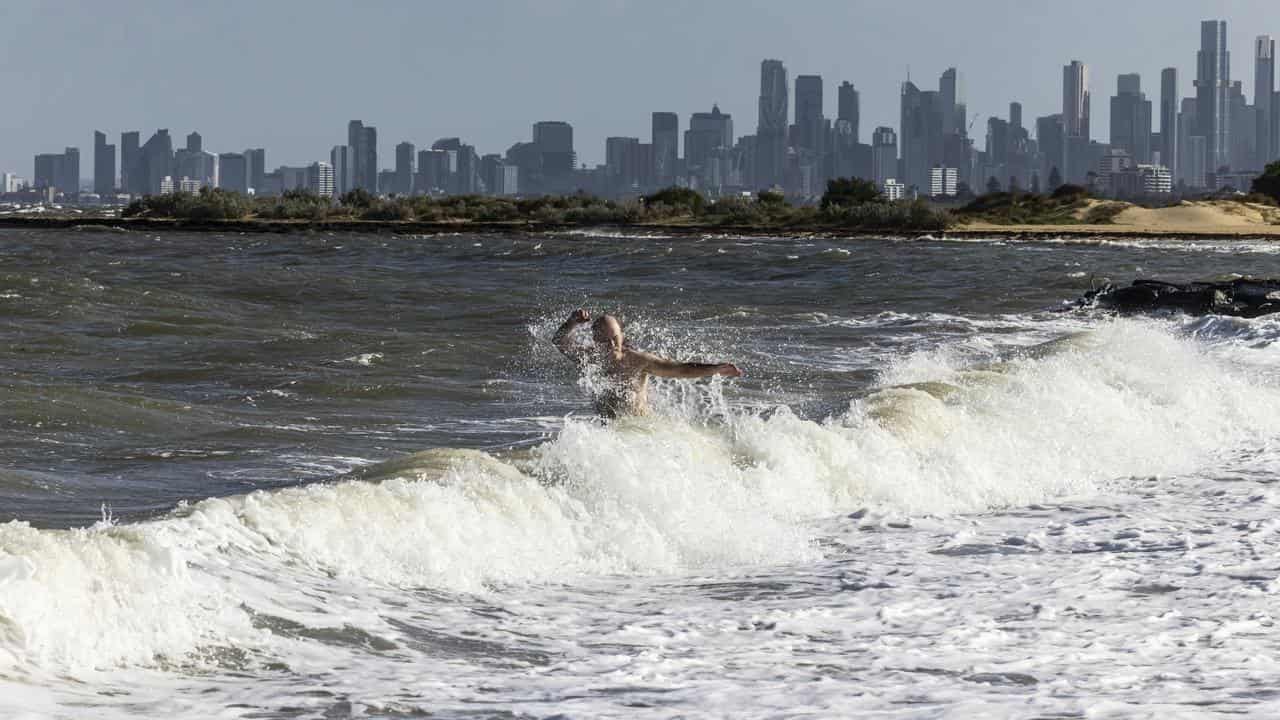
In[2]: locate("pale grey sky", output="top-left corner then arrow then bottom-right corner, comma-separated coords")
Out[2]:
0,0 -> 1270,177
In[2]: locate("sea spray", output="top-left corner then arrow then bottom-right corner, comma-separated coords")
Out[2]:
1,318 -> 1277,681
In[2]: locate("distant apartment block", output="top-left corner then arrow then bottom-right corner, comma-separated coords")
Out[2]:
309,161 -> 335,197
883,178 -> 906,201
928,166 -> 958,197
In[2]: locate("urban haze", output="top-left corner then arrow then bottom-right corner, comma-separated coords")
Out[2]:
3,1 -> 1280,201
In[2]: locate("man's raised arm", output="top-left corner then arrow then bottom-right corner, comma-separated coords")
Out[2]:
553,309 -> 591,358
634,351 -> 743,379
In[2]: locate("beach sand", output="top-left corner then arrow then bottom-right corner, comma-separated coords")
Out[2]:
958,199 -> 1280,237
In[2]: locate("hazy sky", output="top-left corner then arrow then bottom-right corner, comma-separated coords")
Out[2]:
0,0 -> 1273,177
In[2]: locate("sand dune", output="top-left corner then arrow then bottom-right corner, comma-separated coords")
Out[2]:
961,200 -> 1280,236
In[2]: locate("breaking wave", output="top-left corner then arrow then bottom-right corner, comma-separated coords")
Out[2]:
1,318 -> 1278,677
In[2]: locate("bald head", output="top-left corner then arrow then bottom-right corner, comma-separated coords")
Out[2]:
592,315 -> 623,349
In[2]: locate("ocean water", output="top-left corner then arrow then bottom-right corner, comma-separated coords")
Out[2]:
1,228 -> 1280,718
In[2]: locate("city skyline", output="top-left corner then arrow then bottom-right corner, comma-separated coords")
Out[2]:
2,0 -> 1278,177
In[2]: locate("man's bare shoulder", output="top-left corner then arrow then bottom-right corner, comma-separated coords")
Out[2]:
620,348 -> 662,372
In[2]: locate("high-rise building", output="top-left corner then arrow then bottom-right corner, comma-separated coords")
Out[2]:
755,59 -> 789,189
347,121 -> 378,191
1229,80 -> 1257,170
433,138 -> 478,194
1196,20 -> 1231,171
308,161 -> 335,197
330,145 -> 353,196
794,75 -> 825,155
605,136 -> 642,192
1111,73 -> 1153,163
1,173 -> 23,193
175,133 -> 217,190
1160,68 -> 1179,177
496,163 -> 518,196
1062,60 -> 1092,183
394,142 -> 415,195
837,82 -> 860,143
218,153 -> 248,193
533,121 -> 576,179
59,147 -> 80,196
120,131 -> 140,194
1037,114 -> 1066,187
1063,60 -> 1091,139
871,126 -> 897,187
246,149 -> 266,193
900,81 -> 943,192
651,113 -> 678,187
685,105 -> 733,172
33,154 -> 61,191
417,149 -> 451,193
940,67 -> 970,141
1179,97 -> 1205,186
1257,36 -> 1276,166
93,131 -> 115,195
139,130 -> 173,195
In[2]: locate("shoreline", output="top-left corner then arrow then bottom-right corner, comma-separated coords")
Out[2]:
2,214 -> 1280,240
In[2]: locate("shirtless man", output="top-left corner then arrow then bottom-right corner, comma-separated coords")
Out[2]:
553,309 -> 743,418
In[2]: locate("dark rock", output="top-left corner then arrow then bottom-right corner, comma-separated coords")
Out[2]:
1081,277 -> 1280,317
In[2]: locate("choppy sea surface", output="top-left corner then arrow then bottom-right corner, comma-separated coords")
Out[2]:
2,227 -> 1280,719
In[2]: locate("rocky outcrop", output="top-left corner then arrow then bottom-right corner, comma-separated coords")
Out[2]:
1082,278 -> 1280,317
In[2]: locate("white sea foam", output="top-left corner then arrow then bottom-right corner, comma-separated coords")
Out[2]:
2,317 -> 1279,716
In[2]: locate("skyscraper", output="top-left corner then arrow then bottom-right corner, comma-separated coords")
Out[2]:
347,121 -> 377,191
246,148 -> 266,192
330,146 -> 353,196
140,129 -> 173,195
684,105 -> 733,171
794,75 -> 825,155
1257,36 -> 1276,166
533,121 -> 576,179
120,131 -> 140,194
899,81 -> 943,192
1036,114 -> 1066,187
1110,73 -> 1153,163
605,136 -> 642,192
1063,60 -> 1090,139
1160,68 -> 1179,175
755,59 -> 789,189
871,126 -> 897,186
837,82 -> 860,143
651,113 -> 678,187
218,153 -> 248,193
59,147 -> 80,197
186,132 -> 202,154
1062,60 -> 1091,182
1196,20 -> 1231,171
1179,97 -> 1205,186
394,142 -> 415,195
939,67 -> 965,136
93,131 -> 115,195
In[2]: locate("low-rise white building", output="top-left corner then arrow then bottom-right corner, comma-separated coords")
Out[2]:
1138,164 -> 1172,194
883,178 -> 906,201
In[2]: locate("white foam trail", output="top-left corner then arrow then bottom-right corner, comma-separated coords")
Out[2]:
1,317 -> 1277,683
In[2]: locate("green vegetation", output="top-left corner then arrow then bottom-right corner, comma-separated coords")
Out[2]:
120,180 -> 953,232
954,185 -> 1102,225
1252,160 -> 1280,204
